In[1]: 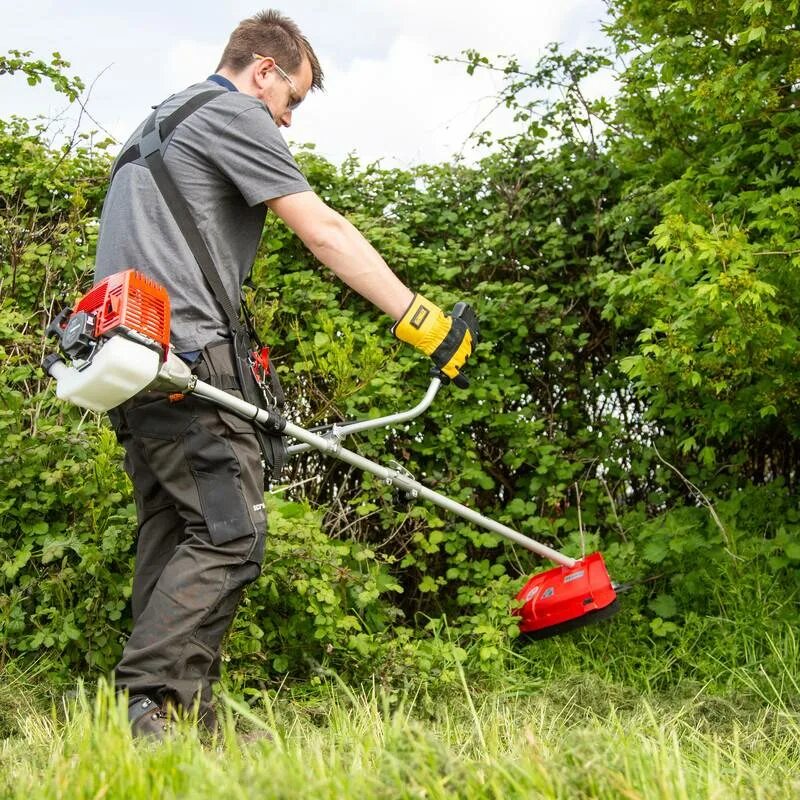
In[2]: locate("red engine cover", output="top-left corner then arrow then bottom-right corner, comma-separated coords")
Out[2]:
515,551 -> 617,635
75,270 -> 170,358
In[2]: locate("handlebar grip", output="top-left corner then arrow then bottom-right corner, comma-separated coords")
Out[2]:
448,301 -> 478,389
430,365 -> 470,388
451,302 -> 480,345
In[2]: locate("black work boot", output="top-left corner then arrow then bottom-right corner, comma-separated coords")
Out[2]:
128,695 -> 170,740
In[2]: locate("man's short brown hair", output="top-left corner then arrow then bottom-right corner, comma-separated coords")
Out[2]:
217,9 -> 324,91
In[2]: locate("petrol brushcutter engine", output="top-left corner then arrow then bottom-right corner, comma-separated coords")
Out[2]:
44,270 -> 171,411
45,269 -> 619,639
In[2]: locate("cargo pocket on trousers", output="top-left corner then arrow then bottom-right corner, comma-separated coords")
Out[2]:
193,469 -> 256,546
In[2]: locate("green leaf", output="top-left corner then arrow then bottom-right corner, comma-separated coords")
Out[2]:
418,576 -> 438,593
643,539 -> 669,564
649,594 -> 678,619
784,542 -> 800,561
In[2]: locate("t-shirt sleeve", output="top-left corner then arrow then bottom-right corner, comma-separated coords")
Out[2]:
210,105 -> 311,206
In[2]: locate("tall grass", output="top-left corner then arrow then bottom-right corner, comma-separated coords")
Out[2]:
1,657 -> 798,800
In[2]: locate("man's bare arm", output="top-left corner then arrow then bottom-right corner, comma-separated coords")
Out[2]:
267,191 -> 413,320
267,190 -> 477,385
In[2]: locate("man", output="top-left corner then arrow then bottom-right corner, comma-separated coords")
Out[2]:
95,9 -> 476,738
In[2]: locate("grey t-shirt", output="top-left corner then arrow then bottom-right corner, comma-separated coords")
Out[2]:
94,80 -> 311,352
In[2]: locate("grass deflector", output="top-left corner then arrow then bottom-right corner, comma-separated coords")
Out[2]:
44,270 -> 618,638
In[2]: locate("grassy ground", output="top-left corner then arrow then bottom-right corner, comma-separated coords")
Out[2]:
1,653 -> 798,800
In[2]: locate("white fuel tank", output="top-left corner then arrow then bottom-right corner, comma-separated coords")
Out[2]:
52,336 -> 161,412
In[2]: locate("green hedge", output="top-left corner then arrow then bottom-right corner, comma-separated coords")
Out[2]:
2,13 -> 800,692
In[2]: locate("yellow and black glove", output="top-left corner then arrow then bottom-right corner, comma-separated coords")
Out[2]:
392,294 -> 479,388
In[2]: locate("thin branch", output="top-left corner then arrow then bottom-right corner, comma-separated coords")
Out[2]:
574,481 -> 586,558
652,442 -> 737,555
752,248 -> 800,257
598,473 -> 627,542
72,63 -> 120,143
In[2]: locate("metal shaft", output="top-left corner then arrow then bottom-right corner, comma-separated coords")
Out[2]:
192,379 -> 576,567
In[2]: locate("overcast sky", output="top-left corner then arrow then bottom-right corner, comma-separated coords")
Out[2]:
1,1 -> 612,168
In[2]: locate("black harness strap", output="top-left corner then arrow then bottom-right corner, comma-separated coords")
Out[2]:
111,88 -> 286,479
110,90 -> 226,184
138,105 -> 243,336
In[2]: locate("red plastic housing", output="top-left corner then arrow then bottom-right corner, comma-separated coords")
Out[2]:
515,551 -> 617,635
75,270 -> 170,358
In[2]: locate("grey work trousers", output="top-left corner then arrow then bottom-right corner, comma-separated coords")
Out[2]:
108,341 -> 267,725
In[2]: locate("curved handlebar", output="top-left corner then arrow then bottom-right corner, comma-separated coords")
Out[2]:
285,377 -> 443,456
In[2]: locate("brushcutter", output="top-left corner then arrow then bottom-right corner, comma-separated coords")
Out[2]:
44,270 -> 619,638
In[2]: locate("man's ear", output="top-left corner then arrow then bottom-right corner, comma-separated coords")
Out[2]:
252,56 -> 275,87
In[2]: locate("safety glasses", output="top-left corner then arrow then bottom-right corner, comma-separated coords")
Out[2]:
252,53 -> 303,110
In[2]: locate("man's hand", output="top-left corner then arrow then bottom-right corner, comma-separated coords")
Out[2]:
392,294 -> 479,387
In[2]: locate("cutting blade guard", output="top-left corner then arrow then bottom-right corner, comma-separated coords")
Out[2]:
515,551 -> 618,639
